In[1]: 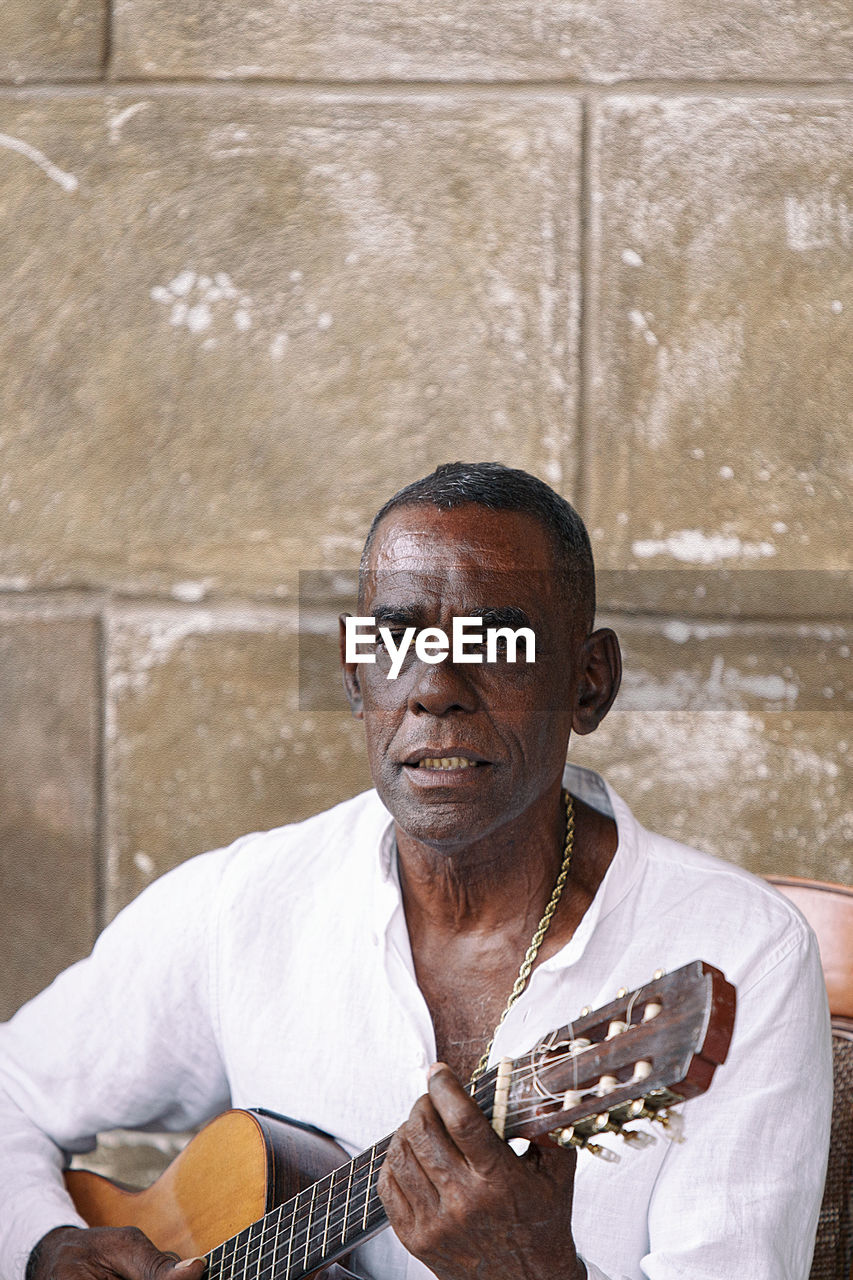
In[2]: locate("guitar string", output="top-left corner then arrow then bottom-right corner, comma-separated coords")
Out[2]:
201,1034 -> 656,1280
203,1139 -> 392,1280
206,1193 -> 386,1280
204,1176 -> 387,1280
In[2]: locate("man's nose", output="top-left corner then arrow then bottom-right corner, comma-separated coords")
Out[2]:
407,657 -> 478,716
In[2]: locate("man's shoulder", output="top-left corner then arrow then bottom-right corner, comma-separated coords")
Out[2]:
215,787 -> 392,888
130,789 -> 391,920
632,817 -> 815,989
580,765 -> 817,992
640,822 -> 803,919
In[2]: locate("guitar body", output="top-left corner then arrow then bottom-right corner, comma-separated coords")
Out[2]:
65,1110 -> 350,1257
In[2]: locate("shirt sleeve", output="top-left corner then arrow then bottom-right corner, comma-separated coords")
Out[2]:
0,848 -> 234,1280
638,918 -> 832,1279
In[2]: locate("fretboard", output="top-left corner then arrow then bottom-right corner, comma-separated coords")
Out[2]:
205,1073 -> 499,1280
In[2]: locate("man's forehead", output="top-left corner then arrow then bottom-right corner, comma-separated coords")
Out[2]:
366,503 -> 557,572
361,508 -> 565,617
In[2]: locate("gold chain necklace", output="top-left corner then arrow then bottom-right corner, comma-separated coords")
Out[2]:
468,789 -> 575,1089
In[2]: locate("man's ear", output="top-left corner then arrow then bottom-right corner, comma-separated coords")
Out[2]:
339,613 -> 364,719
572,627 -> 621,735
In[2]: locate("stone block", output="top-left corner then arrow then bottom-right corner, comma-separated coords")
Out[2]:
589,99 -> 853,609
104,606 -> 373,917
0,91 -> 580,597
0,606 -> 99,1020
0,1 -> 105,82
111,0 -> 853,82
574,616 -> 851,884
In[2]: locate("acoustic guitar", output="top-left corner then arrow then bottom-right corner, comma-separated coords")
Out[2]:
66,960 -> 735,1280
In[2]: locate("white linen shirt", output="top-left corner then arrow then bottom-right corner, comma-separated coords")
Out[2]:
0,766 -> 832,1280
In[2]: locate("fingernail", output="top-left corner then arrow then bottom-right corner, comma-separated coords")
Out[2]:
175,1259 -> 207,1271
428,1061 -> 449,1079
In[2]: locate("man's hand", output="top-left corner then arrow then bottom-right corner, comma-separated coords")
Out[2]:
27,1226 -> 208,1280
377,1064 -> 587,1280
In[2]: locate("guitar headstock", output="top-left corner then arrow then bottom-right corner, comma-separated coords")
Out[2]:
499,960 -> 735,1156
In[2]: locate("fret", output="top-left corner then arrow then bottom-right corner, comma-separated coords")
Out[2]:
284,1193 -> 299,1280
302,1180 -> 318,1271
253,1225 -> 265,1280
320,1168 -> 335,1257
361,1145 -> 376,1232
239,1222 -> 255,1280
252,1208 -> 268,1280
221,1230 -> 240,1280
206,1242 -> 225,1280
267,1204 -> 284,1280
341,1158 -> 354,1244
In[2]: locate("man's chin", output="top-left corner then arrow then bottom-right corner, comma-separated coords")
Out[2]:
377,770 -> 507,852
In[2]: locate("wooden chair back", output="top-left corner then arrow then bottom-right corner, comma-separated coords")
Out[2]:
766,876 -> 853,1280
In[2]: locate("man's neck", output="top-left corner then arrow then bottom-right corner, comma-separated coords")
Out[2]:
394,791 -> 619,1083
394,791 -> 618,948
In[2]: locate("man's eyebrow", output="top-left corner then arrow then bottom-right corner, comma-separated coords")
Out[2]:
467,606 -> 533,630
371,603 -> 424,628
369,604 -> 533,630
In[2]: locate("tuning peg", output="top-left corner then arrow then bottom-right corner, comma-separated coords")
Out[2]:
653,968 -> 664,980
631,1060 -> 653,1083
552,1126 -> 582,1148
651,1108 -> 685,1142
616,987 -> 628,998
597,1075 -> 619,1096
621,1127 -> 657,1149
626,1099 -> 662,1124
642,1002 -> 662,1022
579,1005 -> 591,1017
585,1143 -> 621,1163
606,1020 -> 628,1039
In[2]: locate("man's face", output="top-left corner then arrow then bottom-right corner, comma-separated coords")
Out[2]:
343,503 -> 589,852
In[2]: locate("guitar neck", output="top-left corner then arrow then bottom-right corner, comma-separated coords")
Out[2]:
204,1074 -> 500,1280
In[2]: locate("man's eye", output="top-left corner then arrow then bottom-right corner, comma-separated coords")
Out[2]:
376,631 -> 406,650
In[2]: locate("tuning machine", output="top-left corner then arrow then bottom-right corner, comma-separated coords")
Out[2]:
625,1097 -> 685,1142
650,1108 -> 684,1141
550,1126 -> 621,1163
620,1127 -> 657,1149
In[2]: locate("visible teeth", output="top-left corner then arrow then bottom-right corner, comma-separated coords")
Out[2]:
418,757 -> 477,770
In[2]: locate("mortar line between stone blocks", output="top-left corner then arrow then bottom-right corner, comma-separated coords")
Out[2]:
598,609 -> 853,629
102,0 -> 115,81
573,94 -> 592,518
0,78 -> 852,99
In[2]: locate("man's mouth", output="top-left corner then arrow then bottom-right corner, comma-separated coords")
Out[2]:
415,757 -> 482,771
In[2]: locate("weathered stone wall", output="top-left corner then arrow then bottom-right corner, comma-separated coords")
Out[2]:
1,0 -> 850,1062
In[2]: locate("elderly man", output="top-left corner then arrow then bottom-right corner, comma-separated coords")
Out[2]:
0,463 -> 831,1280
